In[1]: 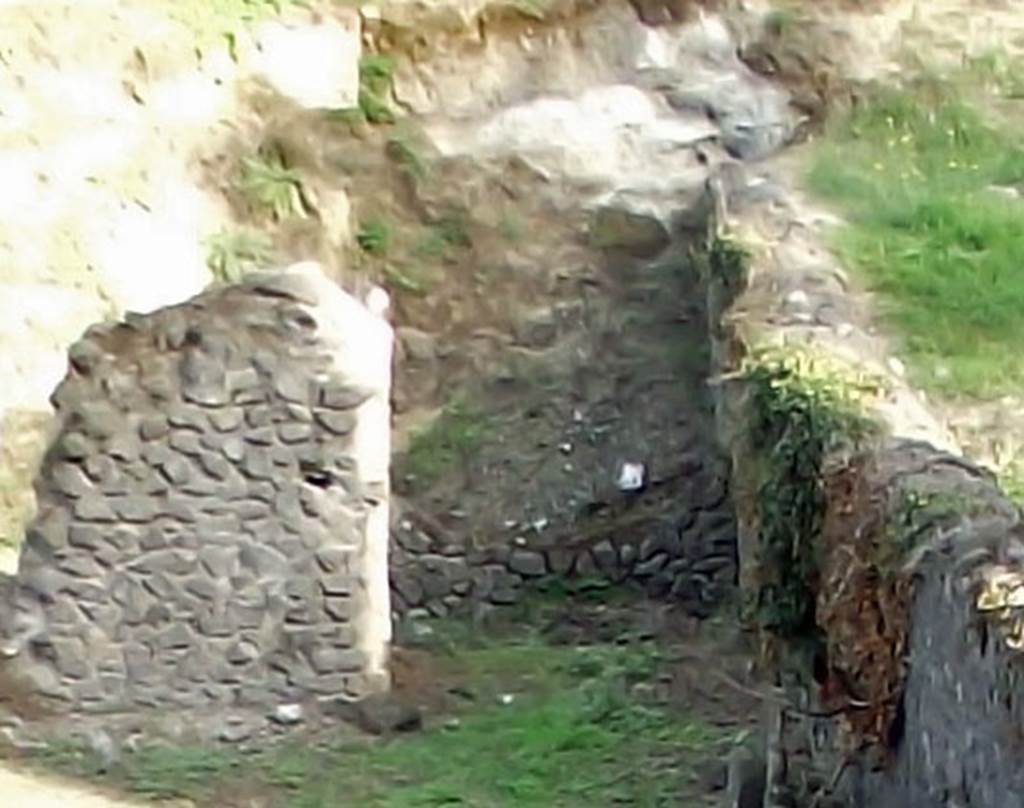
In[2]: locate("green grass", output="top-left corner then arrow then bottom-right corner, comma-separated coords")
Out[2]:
35,624 -> 724,807
358,54 -> 398,125
386,134 -> 429,182
357,218 -> 394,256
238,152 -> 307,221
204,227 -> 274,283
402,402 -> 488,489
808,80 -> 1024,397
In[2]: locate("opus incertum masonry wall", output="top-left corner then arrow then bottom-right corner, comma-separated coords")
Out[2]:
0,263 -> 393,714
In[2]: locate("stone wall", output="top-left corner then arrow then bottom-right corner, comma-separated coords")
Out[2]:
0,263 -> 393,715
389,478 -> 736,617
705,161 -> 1024,807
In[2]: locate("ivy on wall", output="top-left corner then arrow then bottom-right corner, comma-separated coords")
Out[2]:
745,348 -> 879,638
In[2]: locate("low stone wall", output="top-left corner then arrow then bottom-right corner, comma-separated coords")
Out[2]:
0,264 -> 393,715
389,476 -> 737,616
705,161 -> 1024,807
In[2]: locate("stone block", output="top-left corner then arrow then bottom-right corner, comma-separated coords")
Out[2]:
310,647 -> 365,674
508,549 -> 547,577
324,596 -> 354,622
73,495 -> 117,523
52,463 -> 95,498
314,409 -> 356,436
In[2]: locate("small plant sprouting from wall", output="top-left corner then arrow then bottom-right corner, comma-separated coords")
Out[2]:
238,152 -> 307,221
358,54 -> 397,125
205,228 -> 274,284
746,347 -> 878,637
707,236 -> 749,298
356,218 -> 393,256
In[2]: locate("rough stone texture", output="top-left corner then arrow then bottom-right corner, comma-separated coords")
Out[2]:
705,154 -> 1024,806
0,263 -> 393,715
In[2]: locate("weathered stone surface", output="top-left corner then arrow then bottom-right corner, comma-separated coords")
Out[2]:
508,549 -> 546,577
314,409 -> 357,436
3,263 -> 393,717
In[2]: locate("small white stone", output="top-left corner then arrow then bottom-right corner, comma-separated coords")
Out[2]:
616,461 -> 646,492
888,356 -> 906,377
272,703 -> 304,725
784,289 -> 810,308
558,442 -> 572,454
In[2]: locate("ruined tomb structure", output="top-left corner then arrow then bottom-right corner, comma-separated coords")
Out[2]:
0,263 -> 393,713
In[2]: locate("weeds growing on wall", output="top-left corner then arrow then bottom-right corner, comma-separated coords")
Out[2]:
204,228 -> 274,284
746,348 -> 878,637
238,151 -> 307,221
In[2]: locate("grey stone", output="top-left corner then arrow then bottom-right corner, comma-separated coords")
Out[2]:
278,422 -> 313,444
133,549 -> 196,576
245,426 -> 277,446
124,644 -> 155,680
168,404 -> 208,431
589,205 -> 669,258
106,433 -> 142,463
83,453 -> 117,484
68,525 -> 103,550
57,552 -> 103,579
573,551 -> 598,578
158,623 -> 194,650
50,636 -> 90,679
246,405 -> 274,428
310,647 -> 364,674
208,407 -> 245,432
112,495 -> 158,522
159,454 -> 193,485
223,437 -> 246,463
78,401 -> 122,440
320,575 -> 354,597
634,553 -> 669,577
74,495 -> 117,523
227,367 -> 261,393
274,370 -> 310,403
391,571 -> 424,607
242,448 -> 273,479
139,415 -> 170,441
169,430 -> 203,456
227,640 -> 260,664
199,546 -> 240,578
508,549 -> 546,577
314,409 -> 356,436
239,544 -> 288,578
324,597 -> 354,621
198,451 -> 233,481
163,495 -> 199,523
319,384 -> 370,410
185,576 -> 220,601
52,463 -> 94,497
57,432 -> 92,461
27,508 -> 70,551
592,540 -> 619,574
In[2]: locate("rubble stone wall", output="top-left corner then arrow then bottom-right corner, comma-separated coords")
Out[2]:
0,264 -> 393,715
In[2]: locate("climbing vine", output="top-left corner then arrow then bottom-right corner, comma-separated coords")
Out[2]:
745,347 -> 879,637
